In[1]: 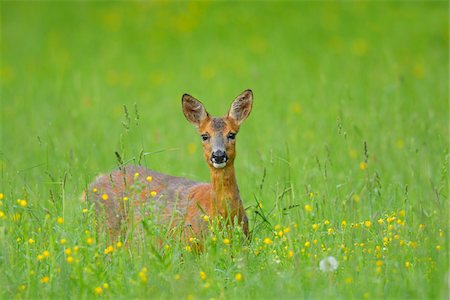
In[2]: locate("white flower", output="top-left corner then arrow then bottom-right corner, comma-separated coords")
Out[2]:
319,256 -> 339,272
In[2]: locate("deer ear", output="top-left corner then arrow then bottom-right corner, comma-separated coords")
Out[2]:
182,94 -> 209,127
228,89 -> 253,125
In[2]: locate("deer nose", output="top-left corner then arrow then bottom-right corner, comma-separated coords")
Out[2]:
211,150 -> 228,164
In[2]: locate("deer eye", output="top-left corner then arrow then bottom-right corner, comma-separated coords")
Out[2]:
227,132 -> 236,140
201,133 -> 210,141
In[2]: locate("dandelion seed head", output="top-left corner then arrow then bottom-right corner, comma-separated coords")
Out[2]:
319,256 -> 339,272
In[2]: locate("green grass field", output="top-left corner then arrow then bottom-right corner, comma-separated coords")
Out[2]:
1,1 -> 448,299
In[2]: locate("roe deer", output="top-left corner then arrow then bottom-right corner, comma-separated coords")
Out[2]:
87,89 -> 253,244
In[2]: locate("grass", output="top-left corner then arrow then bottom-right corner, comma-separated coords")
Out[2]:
1,1 -> 448,299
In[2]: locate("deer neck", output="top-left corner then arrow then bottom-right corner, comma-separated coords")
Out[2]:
209,164 -> 239,207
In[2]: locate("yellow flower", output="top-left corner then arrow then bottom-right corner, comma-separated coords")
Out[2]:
123,197 -> 128,201
304,204 -> 313,212
37,254 -> 44,261
82,208 -> 88,213
57,217 -> 64,224
377,218 -> 384,225
150,191 -> 157,197
364,221 -> 372,228
436,245 -> 441,251
288,250 -> 294,258
352,194 -> 361,203
235,273 -> 243,281
263,237 -> 273,245
419,224 -> 425,230
103,283 -> 109,289
277,231 -> 283,237
304,241 -> 311,248
312,224 -> 319,231
43,250 -> 50,257
376,260 -> 383,267
94,286 -> 103,295
73,246 -> 79,252
185,246 -> 192,252
274,224 -> 281,231
405,261 -> 411,268
65,248 -> 72,255
87,238 -> 94,245
0,193 -> 3,200
28,238 -> 34,244
139,269 -> 147,283
345,277 -> 353,284
283,227 -> 291,234
341,220 -> 347,227
134,172 -> 139,179
19,200 -> 27,207
146,176 -> 153,183
101,194 -> 109,201
40,276 -> 49,284
202,215 -> 210,222
60,239 -> 67,245
66,256 -> 74,264
92,187 -> 98,193
359,161 -> 367,170
104,245 -> 114,254
116,241 -> 123,248
223,238 -> 231,245
199,271 -> 207,280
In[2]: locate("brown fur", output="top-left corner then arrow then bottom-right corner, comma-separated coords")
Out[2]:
88,90 -> 253,245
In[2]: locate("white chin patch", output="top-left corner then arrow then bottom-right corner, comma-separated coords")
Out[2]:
212,162 -> 227,169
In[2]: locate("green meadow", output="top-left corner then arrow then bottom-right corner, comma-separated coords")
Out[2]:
1,1 -> 448,299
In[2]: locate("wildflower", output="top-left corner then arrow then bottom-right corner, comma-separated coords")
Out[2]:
283,227 -> 291,234
57,217 -> 64,224
73,246 -> 79,252
185,246 -> 192,252
359,161 -> 367,170
37,254 -> 45,261
304,241 -> 311,248
82,208 -> 88,213
345,277 -> 353,284
436,245 -> 441,251
18,199 -> 27,207
352,194 -> 360,203
94,286 -> 103,295
116,241 -> 123,248
104,245 -> 114,254
28,238 -> 34,245
66,256 -> 74,264
134,172 -> 139,179
376,260 -> 383,267
0,211 -> 5,219
328,228 -> 335,235
43,250 -> 50,258
60,239 -> 67,245
324,220 -> 330,225
274,224 -> 281,231
40,276 -> 49,284
146,176 -> 153,183
405,261 -> 411,268
223,238 -> 230,245
398,210 -> 405,217
263,238 -> 273,245
164,244 -> 170,250
150,191 -> 157,197
0,193 -> 3,200
103,283 -> 109,289
235,273 -> 243,281
101,194 -> 109,201
87,238 -> 94,245
139,268 -> 148,283
288,250 -> 294,258
364,221 -> 372,228
65,248 -> 72,255
377,218 -> 384,225
174,274 -> 181,280
312,224 -> 319,231
419,224 -> 425,230
319,256 -> 338,272
277,231 -> 283,237
202,215 -> 210,222
199,271 -> 207,280
341,220 -> 347,227
304,204 -> 313,212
